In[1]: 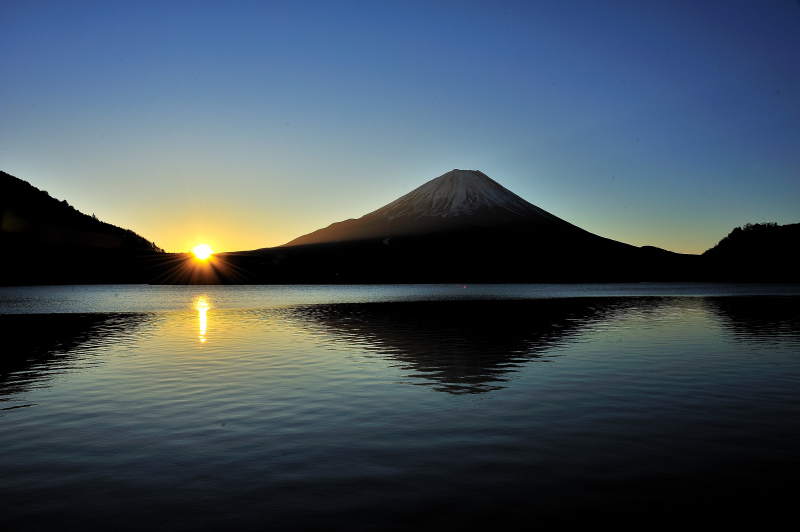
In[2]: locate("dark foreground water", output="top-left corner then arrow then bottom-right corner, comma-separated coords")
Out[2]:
1,284 -> 800,530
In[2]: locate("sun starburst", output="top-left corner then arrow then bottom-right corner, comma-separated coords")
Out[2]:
193,244 -> 213,260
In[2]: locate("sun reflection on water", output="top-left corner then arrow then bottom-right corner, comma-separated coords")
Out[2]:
192,295 -> 212,343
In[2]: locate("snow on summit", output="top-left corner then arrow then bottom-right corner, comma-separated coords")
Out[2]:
281,169 -> 569,247
371,169 -> 556,221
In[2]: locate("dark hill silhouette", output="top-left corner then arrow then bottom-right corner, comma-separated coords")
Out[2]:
701,222 -> 800,282
1,171 -> 163,252
2,169 -> 796,285
1,171 -> 168,285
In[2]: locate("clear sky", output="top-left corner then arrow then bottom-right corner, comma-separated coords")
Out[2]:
2,1 -> 798,254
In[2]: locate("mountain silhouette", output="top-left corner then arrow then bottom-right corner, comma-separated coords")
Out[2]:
1,171 -> 167,285
283,169 -> 576,246
242,169 -> 699,283
700,222 -> 800,282
2,169 -> 796,285
1,171 -> 163,253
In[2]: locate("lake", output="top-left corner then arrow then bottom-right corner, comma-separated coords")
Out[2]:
2,284 -> 800,530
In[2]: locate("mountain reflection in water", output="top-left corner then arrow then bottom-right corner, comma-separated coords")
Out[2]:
4,297 -> 797,400
3,297 -> 797,400
286,299 -> 641,393
1,313 -> 156,399
708,296 -> 800,343
286,297 -> 800,394
1,294 -> 799,528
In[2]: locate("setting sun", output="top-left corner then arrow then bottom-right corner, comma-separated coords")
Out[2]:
193,244 -> 213,260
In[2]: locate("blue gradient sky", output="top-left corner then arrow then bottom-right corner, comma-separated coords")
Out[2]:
2,1 -> 798,253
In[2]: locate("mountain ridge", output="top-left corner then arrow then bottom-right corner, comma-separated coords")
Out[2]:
1,170 -> 168,285
280,169 -> 580,247
237,169 -> 704,283
1,170 -> 163,253
2,169 -> 797,285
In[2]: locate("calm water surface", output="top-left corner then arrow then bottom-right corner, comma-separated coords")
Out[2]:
2,284 -> 800,529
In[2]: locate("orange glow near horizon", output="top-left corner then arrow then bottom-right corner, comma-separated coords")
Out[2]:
150,250 -> 250,284
193,244 -> 213,260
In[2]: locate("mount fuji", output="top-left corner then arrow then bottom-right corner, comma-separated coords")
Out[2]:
282,169 -> 577,246
237,169 -> 697,283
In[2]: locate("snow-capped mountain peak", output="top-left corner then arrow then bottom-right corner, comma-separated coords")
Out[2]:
281,169 -> 568,246
368,169 -> 558,222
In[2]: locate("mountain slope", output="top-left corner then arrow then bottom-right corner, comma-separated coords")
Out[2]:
701,222 -> 799,282
1,170 -> 163,252
282,169 -> 579,247
1,170 -> 167,285
234,169 -> 701,283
